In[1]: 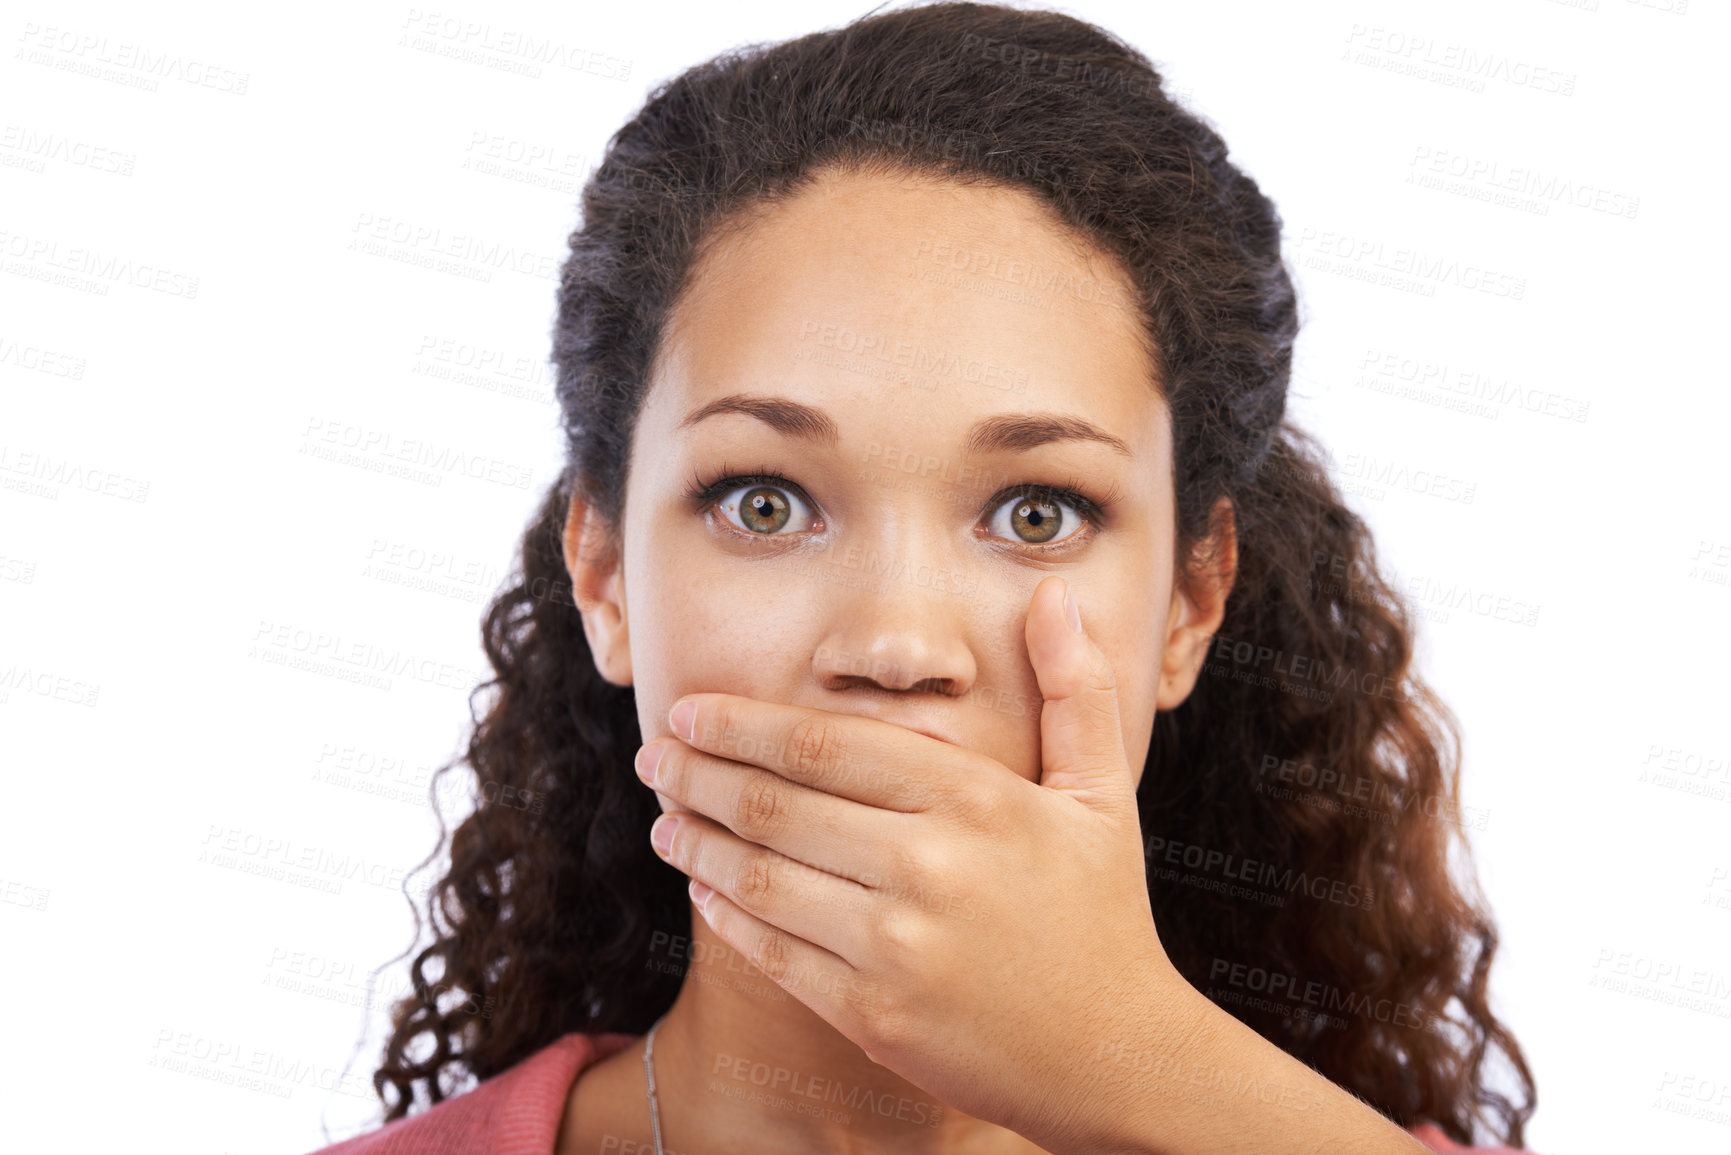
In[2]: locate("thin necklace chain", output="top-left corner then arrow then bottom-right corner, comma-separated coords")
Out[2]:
643,1013 -> 669,1155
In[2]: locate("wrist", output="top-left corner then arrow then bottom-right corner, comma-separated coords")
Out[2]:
1072,979 -> 1223,1155
1072,980 -> 1431,1155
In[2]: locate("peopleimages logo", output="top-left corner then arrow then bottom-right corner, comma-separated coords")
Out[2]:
1144,834 -> 1376,911
0,444 -> 149,502
1207,957 -> 1433,1032
299,417 -> 534,490
1290,227 -> 1526,301
15,23 -> 251,94
0,229 -> 199,298
710,1051 -> 945,1128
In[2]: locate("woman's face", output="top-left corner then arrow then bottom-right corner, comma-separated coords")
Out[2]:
570,166 -> 1228,806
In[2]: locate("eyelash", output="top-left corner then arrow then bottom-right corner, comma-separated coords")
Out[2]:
682,460 -> 1119,551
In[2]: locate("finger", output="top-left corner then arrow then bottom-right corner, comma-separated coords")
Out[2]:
638,736 -> 898,884
653,809 -> 879,966
683,862 -> 890,1038
1025,575 -> 1135,814
671,693 -> 981,812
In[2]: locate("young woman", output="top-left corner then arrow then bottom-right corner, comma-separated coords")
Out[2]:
307,3 -> 1537,1152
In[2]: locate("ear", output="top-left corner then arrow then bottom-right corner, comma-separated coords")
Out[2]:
562,488 -> 632,686
1156,495 -> 1237,710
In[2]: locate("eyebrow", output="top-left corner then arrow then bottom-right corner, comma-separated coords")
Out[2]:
678,393 -> 1133,457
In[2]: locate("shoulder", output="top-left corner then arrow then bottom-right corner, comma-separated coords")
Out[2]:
1407,1121 -> 1536,1154
298,1032 -> 639,1155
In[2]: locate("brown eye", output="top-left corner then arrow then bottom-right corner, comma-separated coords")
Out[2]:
1012,496 -> 1061,542
714,482 -> 816,536
737,486 -> 789,534
987,490 -> 1086,546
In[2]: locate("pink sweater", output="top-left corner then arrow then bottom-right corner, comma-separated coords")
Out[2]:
302,1032 -> 1528,1154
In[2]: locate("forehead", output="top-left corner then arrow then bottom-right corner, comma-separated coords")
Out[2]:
645,165 -> 1165,452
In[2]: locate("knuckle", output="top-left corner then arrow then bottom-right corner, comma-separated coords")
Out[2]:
733,849 -> 779,910
676,823 -> 704,870
1083,690 -> 1120,733
699,699 -> 735,752
1090,645 -> 1121,692
863,991 -> 914,1056
654,745 -> 684,796
750,926 -> 794,984
786,713 -> 842,777
889,840 -> 938,885
872,907 -> 923,958
730,774 -> 787,841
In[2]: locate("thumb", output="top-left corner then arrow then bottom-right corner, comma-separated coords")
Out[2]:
1026,575 -> 1135,814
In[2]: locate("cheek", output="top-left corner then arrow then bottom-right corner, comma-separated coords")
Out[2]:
629,560 -> 807,721
959,679 -> 1045,782
628,587 -> 763,823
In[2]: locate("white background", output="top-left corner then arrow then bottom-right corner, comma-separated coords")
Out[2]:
2,1 -> 1727,1152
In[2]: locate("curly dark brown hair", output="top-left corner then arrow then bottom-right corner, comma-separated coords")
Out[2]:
366,2 -> 1536,1147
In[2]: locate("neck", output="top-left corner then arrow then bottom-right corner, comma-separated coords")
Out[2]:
648,901 -> 1047,1155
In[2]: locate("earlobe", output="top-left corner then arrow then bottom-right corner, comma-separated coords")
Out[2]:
562,491 -> 633,687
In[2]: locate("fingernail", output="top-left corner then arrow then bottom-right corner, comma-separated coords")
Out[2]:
1063,580 -> 1083,634
670,699 -> 697,741
636,742 -> 664,785
689,878 -> 713,910
651,814 -> 679,857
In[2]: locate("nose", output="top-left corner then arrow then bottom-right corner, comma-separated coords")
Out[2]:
812,571 -> 979,697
